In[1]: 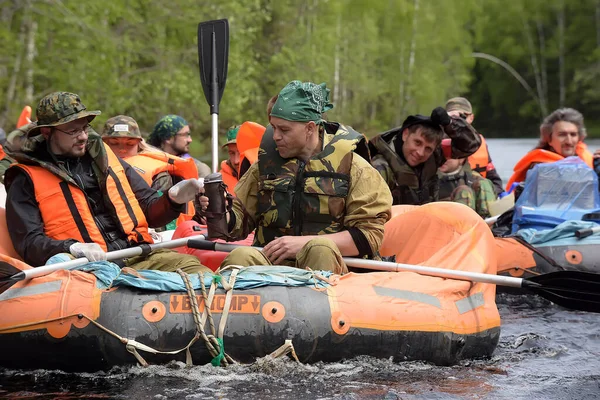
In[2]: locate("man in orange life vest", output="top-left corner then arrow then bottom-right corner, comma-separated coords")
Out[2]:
445,97 -> 503,197
219,125 -> 240,194
4,92 -> 209,272
101,115 -> 199,230
506,108 -> 594,191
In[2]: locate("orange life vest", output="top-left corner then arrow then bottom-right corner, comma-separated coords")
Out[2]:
505,144 -> 594,191
0,144 -> 5,160
219,160 -> 239,195
125,151 -> 198,225
576,141 -> 594,168
468,134 -> 493,178
16,144 -> 152,251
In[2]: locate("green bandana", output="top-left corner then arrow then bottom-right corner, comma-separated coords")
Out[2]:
270,80 -> 333,124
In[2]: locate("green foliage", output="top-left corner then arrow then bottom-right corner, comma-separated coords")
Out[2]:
469,0 -> 600,137
2,0 -> 596,163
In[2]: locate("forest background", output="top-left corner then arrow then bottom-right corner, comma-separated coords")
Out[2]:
0,0 -> 598,160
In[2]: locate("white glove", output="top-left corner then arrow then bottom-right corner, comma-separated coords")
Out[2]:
168,178 -> 204,204
69,242 -> 107,261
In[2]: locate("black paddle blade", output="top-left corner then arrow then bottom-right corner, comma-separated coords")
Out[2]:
197,19 -> 229,114
0,260 -> 23,295
523,270 -> 600,313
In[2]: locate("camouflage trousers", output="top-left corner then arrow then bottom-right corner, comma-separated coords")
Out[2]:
220,237 -> 348,275
125,248 -> 212,274
450,184 -> 495,218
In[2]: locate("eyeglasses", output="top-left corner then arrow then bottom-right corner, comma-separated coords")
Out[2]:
174,132 -> 192,138
54,124 -> 90,136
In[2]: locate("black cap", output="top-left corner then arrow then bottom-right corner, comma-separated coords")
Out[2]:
399,107 -> 450,132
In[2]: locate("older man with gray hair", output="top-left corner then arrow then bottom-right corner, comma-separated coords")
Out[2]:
505,107 -> 593,191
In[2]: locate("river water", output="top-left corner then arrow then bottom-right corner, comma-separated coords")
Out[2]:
1,139 -> 600,399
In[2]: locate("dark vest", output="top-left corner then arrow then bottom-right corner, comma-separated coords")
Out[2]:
255,123 -> 367,246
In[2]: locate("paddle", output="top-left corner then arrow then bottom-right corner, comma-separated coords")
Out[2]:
0,234 -> 206,295
197,19 -> 229,173
575,226 -> 600,239
186,238 -> 600,313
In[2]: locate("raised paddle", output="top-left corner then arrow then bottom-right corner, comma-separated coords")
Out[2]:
0,234 -> 207,295
186,238 -> 600,314
197,19 -> 229,173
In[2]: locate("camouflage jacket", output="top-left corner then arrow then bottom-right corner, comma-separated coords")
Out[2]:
370,134 -> 441,205
438,163 -> 496,218
230,123 -> 392,258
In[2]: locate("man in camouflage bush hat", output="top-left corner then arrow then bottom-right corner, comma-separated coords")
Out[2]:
4,92 -> 209,273
199,80 -> 393,275
148,114 -> 211,178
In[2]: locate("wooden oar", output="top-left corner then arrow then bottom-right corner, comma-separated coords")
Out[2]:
186,238 -> 600,314
0,234 -> 206,295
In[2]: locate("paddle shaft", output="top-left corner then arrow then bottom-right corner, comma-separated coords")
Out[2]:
187,239 -> 525,289
210,31 -> 219,173
575,226 -> 600,239
14,234 -> 206,282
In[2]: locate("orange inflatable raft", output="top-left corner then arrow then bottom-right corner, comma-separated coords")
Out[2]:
0,202 -> 501,372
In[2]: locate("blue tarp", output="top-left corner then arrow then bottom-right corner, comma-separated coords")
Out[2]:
46,253 -> 333,291
512,157 -> 600,233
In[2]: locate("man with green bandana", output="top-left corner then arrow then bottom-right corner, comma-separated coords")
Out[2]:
148,114 -> 211,178
200,80 -> 393,275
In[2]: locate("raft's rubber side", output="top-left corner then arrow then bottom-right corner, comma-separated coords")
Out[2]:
0,282 -> 500,372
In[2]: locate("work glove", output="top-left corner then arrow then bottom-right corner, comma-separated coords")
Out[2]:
168,178 -> 205,204
69,242 -> 107,261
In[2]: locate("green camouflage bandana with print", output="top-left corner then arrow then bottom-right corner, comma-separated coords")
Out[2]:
270,81 -> 333,124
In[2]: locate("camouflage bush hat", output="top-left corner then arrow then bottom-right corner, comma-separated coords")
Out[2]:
270,80 -> 333,124
445,97 -> 472,114
223,125 -> 240,147
148,115 -> 188,147
28,92 -> 101,137
102,115 -> 142,140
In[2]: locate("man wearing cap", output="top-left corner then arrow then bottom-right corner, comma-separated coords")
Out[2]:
219,125 -> 240,194
102,115 -> 199,229
148,115 -> 211,178
4,92 -> 209,272
445,97 -> 503,196
370,108 -> 481,205
200,80 -> 392,275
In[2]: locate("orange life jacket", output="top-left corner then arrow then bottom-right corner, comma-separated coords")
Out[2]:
16,144 -> 152,251
505,144 -> 594,191
0,144 -> 5,160
576,142 -> 594,168
468,134 -> 492,178
125,151 -> 198,225
219,160 -> 239,195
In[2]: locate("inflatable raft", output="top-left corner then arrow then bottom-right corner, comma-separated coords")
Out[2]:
495,221 -> 600,280
0,203 -> 501,372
